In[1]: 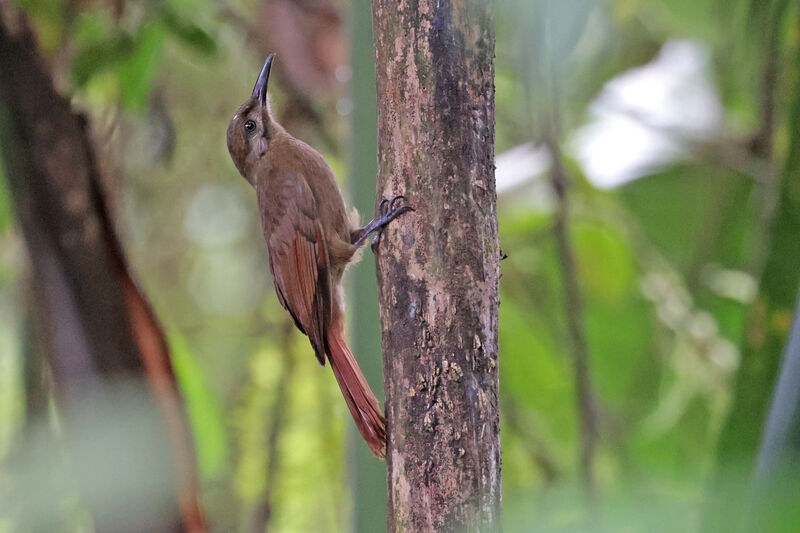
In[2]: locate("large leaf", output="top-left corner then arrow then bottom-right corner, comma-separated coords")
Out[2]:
619,164 -> 756,276
116,22 -> 166,112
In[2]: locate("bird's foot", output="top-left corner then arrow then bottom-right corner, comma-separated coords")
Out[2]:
371,195 -> 414,249
350,195 -> 414,249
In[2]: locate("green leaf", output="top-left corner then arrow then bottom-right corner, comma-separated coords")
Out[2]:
72,33 -> 136,88
620,164 -> 756,275
115,22 -> 167,111
169,331 -> 228,480
161,9 -> 216,56
72,10 -> 113,48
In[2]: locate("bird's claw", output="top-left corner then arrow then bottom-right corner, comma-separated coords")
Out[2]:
371,195 -> 414,250
389,195 -> 408,212
377,195 -> 413,218
378,199 -> 390,217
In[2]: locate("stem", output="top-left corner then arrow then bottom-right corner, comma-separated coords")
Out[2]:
245,321 -> 295,533
747,2 -> 786,277
547,140 -> 598,494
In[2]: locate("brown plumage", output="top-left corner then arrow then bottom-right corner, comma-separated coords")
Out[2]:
226,55 -> 411,458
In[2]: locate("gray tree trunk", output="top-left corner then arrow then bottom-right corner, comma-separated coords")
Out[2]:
371,1 -> 501,531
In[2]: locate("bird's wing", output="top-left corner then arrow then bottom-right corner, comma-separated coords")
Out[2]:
258,172 -> 331,365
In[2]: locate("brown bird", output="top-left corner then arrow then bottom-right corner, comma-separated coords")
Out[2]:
227,55 -> 411,458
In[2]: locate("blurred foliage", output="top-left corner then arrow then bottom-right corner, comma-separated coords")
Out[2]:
0,0 -> 799,531
169,331 -> 228,480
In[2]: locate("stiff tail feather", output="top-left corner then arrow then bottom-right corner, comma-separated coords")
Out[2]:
326,324 -> 387,458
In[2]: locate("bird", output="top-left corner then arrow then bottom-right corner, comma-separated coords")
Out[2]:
226,54 -> 412,458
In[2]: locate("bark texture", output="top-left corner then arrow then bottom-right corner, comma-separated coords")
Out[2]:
371,1 -> 501,531
0,4 -> 204,531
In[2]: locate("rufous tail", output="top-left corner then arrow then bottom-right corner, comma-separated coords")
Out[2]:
326,323 -> 387,458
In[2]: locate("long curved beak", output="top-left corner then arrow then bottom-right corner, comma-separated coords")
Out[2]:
251,54 -> 275,106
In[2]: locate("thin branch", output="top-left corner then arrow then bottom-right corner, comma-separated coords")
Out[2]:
747,1 -> 788,278
244,320 -> 296,533
749,2 -> 782,160
546,140 -> 599,494
536,10 -> 599,490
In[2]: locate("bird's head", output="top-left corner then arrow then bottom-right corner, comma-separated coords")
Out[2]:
227,54 -> 281,183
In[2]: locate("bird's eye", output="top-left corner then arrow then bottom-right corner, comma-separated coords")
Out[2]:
244,120 -> 256,133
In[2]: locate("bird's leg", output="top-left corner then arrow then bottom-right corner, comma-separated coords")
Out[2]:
350,195 -> 413,249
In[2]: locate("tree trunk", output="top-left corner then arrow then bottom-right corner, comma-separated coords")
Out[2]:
371,1 -> 501,531
0,4 -> 203,531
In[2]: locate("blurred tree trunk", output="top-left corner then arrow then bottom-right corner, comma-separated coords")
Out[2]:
349,0 -> 388,531
716,1 -> 799,466
371,1 -> 501,531
0,4 -> 203,532
707,5 -> 800,532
